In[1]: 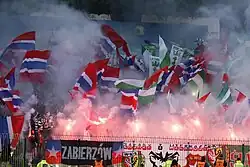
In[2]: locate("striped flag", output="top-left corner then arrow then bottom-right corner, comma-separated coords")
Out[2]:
100,66 -> 120,92
115,79 -> 144,90
120,89 -> 139,116
216,73 -> 233,108
73,63 -> 97,99
0,31 -> 35,59
19,50 -> 50,83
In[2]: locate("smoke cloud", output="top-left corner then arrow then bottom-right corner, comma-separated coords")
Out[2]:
1,0 -> 250,139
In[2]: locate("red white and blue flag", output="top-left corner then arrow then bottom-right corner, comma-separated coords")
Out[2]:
45,140 -> 62,164
100,66 -> 120,91
0,78 -> 15,113
120,89 -> 139,116
73,63 -> 97,99
19,50 -> 50,83
0,31 -> 35,58
112,142 -> 123,166
93,58 -> 109,81
179,57 -> 205,85
101,24 -> 134,66
4,67 -> 16,90
0,115 -> 24,150
11,90 -> 23,111
98,37 -> 116,57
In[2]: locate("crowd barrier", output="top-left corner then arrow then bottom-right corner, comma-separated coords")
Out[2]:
1,134 -> 250,167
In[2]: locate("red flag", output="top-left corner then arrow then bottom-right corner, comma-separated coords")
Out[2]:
196,92 -> 211,104
235,89 -> 246,103
10,115 -> 24,149
93,58 -> 109,71
144,66 -> 168,89
101,24 -> 132,58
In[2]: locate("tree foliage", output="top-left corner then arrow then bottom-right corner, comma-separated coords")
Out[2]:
59,0 -> 206,20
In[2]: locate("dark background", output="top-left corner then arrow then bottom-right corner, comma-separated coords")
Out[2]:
58,0 -> 248,33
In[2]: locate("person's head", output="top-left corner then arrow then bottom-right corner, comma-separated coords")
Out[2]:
218,154 -> 223,160
201,156 -> 206,162
237,157 -> 241,161
171,160 -> 178,167
95,154 -> 102,162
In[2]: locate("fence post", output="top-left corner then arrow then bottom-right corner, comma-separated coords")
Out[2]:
242,144 -> 245,164
132,140 -> 135,167
23,138 -> 26,167
187,142 -> 190,156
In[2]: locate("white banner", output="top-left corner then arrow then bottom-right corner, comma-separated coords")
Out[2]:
123,142 -> 216,167
149,56 -> 160,76
169,45 -> 184,66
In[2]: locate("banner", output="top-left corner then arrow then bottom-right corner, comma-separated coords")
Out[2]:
45,140 -> 123,165
122,142 -> 250,167
123,142 -> 220,167
169,45 -> 184,66
149,56 -> 160,75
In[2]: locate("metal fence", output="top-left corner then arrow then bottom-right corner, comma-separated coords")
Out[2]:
2,135 -> 250,167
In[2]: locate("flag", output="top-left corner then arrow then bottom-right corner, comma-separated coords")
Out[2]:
0,79 -> 15,113
120,89 -> 139,115
197,69 -> 212,84
196,92 -> 211,104
222,73 -> 229,83
159,35 -> 170,68
93,58 -> 109,80
179,57 -> 205,86
101,24 -> 134,65
139,67 -> 167,105
142,43 -> 157,57
169,45 -> 184,66
120,55 -> 136,66
0,115 -> 24,150
12,90 -> 23,111
115,79 -> 144,90
45,140 -> 62,164
112,142 -> 123,166
73,63 -> 97,99
99,37 -> 116,57
144,66 -> 168,89
138,86 -> 157,106
0,31 -> 36,58
100,66 -> 120,91
235,89 -> 246,103
157,70 -> 178,92
4,67 -> 15,90
19,50 -> 50,83
216,76 -> 231,111
216,81 -> 233,106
